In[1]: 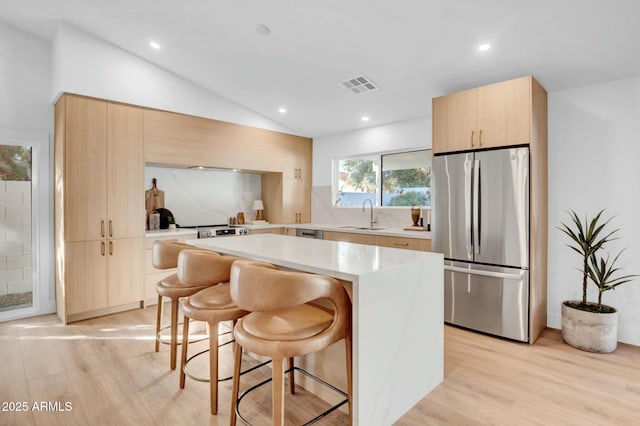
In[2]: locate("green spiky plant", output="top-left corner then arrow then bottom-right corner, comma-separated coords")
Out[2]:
559,210 -> 618,308
560,210 -> 636,313
588,250 -> 637,312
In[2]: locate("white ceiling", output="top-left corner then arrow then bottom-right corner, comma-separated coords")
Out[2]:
2,0 -> 640,137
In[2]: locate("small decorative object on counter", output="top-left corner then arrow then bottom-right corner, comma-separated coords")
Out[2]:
150,211 -> 161,230
253,200 -> 264,221
236,212 -> 245,225
145,177 -> 165,230
410,207 -> 421,227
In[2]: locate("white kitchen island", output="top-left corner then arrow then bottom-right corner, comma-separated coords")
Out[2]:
189,234 -> 443,426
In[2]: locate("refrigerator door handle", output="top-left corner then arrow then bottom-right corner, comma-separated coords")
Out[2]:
464,158 -> 473,256
473,159 -> 481,256
444,265 -> 524,280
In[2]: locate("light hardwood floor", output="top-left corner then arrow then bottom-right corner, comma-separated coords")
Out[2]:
1,306 -> 639,425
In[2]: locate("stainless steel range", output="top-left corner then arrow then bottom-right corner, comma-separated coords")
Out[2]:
179,225 -> 250,239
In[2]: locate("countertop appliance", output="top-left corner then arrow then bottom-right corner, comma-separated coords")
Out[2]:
179,224 -> 249,239
432,146 -> 530,342
295,228 -> 324,239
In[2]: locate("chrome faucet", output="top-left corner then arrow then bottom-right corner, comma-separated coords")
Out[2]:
362,199 -> 377,228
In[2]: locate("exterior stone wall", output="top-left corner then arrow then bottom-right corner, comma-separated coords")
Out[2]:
0,180 -> 32,298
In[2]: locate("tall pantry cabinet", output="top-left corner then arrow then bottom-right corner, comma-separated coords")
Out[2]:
55,94 -> 144,323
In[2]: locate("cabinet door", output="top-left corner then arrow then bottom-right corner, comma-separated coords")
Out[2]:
297,139 -> 313,180
65,241 -> 108,315
432,89 -> 477,154
281,177 -> 299,223
477,77 -> 531,148
65,96 -> 107,242
297,178 -> 311,223
107,103 -> 144,239
323,231 -> 374,245
107,237 -> 144,306
374,235 -> 431,251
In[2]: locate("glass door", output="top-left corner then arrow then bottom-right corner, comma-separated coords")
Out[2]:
0,130 -> 53,321
0,144 -> 32,312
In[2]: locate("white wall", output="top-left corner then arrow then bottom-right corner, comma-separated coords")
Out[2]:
0,21 -> 52,133
312,117 -> 432,228
52,22 -> 295,135
548,75 -> 640,346
144,167 -> 262,227
0,21 -> 55,318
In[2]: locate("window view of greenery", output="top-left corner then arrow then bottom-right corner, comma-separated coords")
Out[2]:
335,157 -> 379,206
334,149 -> 431,207
0,145 -> 32,181
382,150 -> 431,207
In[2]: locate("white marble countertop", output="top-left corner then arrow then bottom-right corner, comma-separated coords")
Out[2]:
245,222 -> 432,240
188,233 -> 437,282
144,229 -> 197,238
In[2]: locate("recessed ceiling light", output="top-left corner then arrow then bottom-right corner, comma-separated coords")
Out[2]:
149,41 -> 161,49
256,24 -> 270,35
361,116 -> 370,122
477,43 -> 491,52
278,107 -> 287,114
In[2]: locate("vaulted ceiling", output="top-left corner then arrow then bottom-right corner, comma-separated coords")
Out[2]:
2,0 -> 640,137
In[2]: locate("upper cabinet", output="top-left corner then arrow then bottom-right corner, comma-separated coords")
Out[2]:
432,76 -> 536,154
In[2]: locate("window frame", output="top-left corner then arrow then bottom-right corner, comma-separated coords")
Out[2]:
332,148 -> 432,208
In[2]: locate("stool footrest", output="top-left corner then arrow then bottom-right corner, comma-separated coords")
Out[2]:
183,340 -> 270,383
156,319 -> 211,346
235,366 -> 348,426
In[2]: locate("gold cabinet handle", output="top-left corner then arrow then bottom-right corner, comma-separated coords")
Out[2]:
101,220 -> 105,238
394,242 -> 410,247
101,241 -> 105,256
109,241 -> 113,256
471,130 -> 475,147
479,129 -> 483,146
109,220 -> 113,237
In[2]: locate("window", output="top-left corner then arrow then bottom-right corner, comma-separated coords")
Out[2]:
333,149 -> 432,207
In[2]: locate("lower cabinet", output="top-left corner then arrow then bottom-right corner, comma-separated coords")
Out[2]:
248,227 -> 283,235
323,230 -> 430,251
65,237 -> 143,320
374,235 -> 431,251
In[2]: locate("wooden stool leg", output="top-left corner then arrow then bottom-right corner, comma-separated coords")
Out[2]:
230,341 -> 243,426
209,320 -> 219,415
288,357 -> 295,394
155,294 -> 163,352
345,334 -> 353,426
170,298 -> 179,370
272,357 -> 286,426
179,314 -> 190,389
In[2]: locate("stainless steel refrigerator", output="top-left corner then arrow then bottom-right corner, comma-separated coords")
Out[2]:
432,146 -> 530,342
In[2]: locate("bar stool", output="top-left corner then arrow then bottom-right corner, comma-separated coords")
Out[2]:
154,242 -> 224,370
229,260 -> 353,426
179,259 -> 276,415
153,240 -> 192,354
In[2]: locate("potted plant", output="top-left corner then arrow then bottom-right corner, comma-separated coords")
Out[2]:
559,210 -> 637,353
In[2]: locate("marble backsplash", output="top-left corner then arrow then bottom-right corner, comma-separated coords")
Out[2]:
311,185 -> 430,229
145,166 -> 262,226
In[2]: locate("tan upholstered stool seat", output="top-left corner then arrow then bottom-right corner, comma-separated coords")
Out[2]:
156,274 -> 211,299
182,283 -> 243,317
230,260 -> 353,425
178,257 -> 255,416
242,304 -> 333,342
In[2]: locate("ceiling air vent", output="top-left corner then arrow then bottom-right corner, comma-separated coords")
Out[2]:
341,75 -> 379,95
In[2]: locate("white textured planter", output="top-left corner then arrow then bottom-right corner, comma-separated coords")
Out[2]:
561,301 -> 618,353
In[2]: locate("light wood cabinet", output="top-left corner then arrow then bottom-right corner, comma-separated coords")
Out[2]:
374,235 -> 431,251
323,231 -> 374,245
248,227 -> 284,235
55,94 -> 144,323
432,76 -> 534,154
262,173 -> 311,224
322,230 -> 430,251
